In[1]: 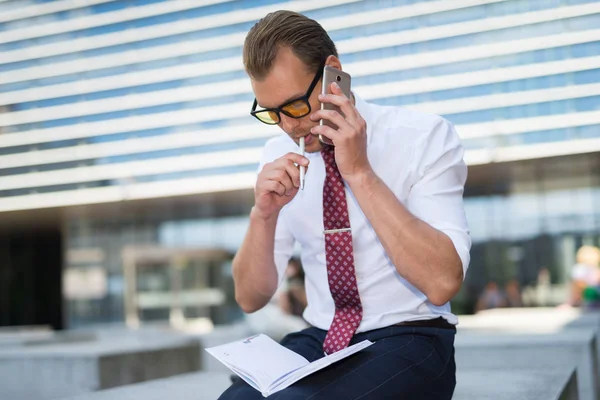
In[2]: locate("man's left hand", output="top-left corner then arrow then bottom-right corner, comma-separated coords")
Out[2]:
310,82 -> 372,182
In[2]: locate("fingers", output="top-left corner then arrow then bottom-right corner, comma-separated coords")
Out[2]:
277,153 -> 309,189
317,82 -> 359,125
310,123 -> 339,145
310,108 -> 351,132
310,82 -> 367,144
262,179 -> 288,197
258,153 -> 309,197
263,167 -> 296,195
281,152 -> 310,168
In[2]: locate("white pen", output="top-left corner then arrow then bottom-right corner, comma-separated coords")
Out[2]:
299,137 -> 306,190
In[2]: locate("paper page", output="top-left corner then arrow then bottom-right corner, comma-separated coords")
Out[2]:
229,365 -> 261,393
265,340 -> 374,396
205,334 -> 309,391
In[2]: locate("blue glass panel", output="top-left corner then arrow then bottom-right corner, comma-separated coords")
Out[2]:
511,128 -> 570,145
86,118 -> 246,145
0,162 -> 259,197
0,143 -> 38,156
132,163 -> 258,184
574,96 -> 600,112
89,126 -> 174,144
5,2 -> 597,69
307,0 -> 421,21
1,0 -> 282,51
80,64 -> 151,80
0,180 -> 110,197
7,89 -> 255,133
90,1 -> 129,14
331,0 -> 563,41
0,59 -> 39,73
463,123 -> 600,149
566,0 -> 600,4
0,160 -> 95,176
461,136 -> 496,150
573,69 -> 600,85
0,80 -> 33,93
13,68 -> 247,111
4,37 -> 598,96
100,136 -> 266,164
344,14 -> 600,63
439,95 -> 600,125
351,41 -> 597,89
6,66 -> 598,134
369,69 -> 599,107
565,14 -> 600,31
572,41 -> 600,58
7,73 -> 253,114
578,124 -> 600,138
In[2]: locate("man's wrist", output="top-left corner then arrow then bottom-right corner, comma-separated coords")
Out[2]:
345,167 -> 378,190
250,206 -> 279,223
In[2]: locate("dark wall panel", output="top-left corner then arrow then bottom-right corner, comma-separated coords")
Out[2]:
0,223 -> 63,330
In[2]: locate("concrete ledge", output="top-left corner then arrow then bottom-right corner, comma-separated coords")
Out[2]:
456,330 -> 596,400
0,325 -> 51,333
64,371 -> 232,400
0,334 -> 201,400
458,308 -> 600,334
191,322 -> 255,372
0,325 -> 56,347
0,331 -> 96,347
64,367 -> 579,400
458,308 -> 600,376
454,367 -> 579,400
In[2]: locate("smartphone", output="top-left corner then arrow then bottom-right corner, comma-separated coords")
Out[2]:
318,65 -> 352,146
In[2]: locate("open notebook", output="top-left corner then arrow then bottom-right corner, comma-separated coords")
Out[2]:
206,334 -> 373,398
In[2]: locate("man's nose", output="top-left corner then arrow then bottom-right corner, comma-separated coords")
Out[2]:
279,114 -> 300,133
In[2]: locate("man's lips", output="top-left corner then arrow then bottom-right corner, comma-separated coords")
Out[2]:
298,134 -> 314,144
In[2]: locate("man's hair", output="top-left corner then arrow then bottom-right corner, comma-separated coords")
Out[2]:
243,10 -> 338,80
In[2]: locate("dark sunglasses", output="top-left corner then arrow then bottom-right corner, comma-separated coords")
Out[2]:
250,60 -> 326,125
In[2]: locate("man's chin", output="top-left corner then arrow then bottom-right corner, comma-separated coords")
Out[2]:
305,136 -> 323,153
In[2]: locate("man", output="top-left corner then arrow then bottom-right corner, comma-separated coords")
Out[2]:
220,10 -> 470,400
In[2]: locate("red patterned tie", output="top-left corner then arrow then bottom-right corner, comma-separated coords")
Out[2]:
321,145 -> 363,355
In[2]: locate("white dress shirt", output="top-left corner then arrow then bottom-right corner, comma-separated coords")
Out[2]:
258,94 -> 471,331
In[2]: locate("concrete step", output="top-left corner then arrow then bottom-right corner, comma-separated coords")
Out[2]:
456,330 -> 596,400
454,367 -> 578,400
63,371 -> 231,400
0,333 -> 201,400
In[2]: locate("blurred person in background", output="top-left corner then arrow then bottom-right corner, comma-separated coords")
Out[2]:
535,268 -> 552,307
244,258 -> 308,341
224,10 -> 470,399
475,281 -> 508,313
505,279 -> 523,308
278,257 -> 307,317
568,245 -> 600,307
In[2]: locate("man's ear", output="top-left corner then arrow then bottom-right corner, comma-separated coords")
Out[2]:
325,55 -> 342,70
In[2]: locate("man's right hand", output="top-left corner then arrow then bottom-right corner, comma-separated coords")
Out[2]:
253,152 -> 309,218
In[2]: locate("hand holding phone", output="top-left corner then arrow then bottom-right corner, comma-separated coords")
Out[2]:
319,66 -> 352,146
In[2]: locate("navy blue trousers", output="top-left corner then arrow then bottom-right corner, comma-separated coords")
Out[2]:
218,324 -> 456,399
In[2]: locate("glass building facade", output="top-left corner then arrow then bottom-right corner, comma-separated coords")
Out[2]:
1,0 -> 599,326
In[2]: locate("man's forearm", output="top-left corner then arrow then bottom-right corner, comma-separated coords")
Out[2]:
232,207 -> 281,313
346,170 -> 463,306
